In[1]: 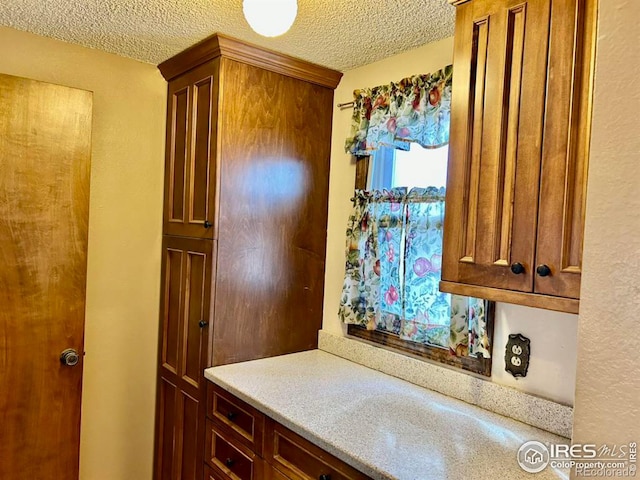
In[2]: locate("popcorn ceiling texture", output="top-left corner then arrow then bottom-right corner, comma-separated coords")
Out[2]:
0,0 -> 456,71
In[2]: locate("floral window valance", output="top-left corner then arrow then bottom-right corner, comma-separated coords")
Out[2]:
344,66 -> 453,156
338,187 -> 491,359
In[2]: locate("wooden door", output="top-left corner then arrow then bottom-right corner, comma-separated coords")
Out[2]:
155,236 -> 214,480
535,0 -> 597,299
442,0 -> 552,292
0,74 -> 92,478
164,61 -> 219,239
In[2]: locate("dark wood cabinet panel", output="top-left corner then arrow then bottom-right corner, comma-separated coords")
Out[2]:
204,388 -> 370,480
264,418 -> 369,480
159,236 -> 214,392
155,376 -> 203,480
205,420 -> 263,480
156,377 -> 178,480
212,59 -> 332,366
442,0 -> 595,313
164,61 -> 220,239
177,390 -> 203,480
155,34 -> 341,480
535,0 -> 597,299
208,384 -> 265,456
442,0 -> 551,292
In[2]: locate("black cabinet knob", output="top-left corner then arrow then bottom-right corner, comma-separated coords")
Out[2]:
226,411 -> 236,421
225,458 -> 234,468
510,262 -> 525,275
204,220 -> 212,228
198,320 -> 208,328
536,264 -> 552,277
319,475 -> 331,480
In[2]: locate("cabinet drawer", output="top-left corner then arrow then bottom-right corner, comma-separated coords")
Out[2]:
265,419 -> 369,480
205,420 -> 263,480
208,383 -> 265,455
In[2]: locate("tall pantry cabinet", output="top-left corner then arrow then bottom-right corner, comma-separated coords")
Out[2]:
153,34 -> 342,480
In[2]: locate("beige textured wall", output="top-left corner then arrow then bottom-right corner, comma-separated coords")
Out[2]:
0,27 -> 166,480
322,36 -> 579,405
572,0 -> 640,450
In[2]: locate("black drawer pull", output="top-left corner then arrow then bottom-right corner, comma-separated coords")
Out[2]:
225,457 -> 234,468
204,220 -> 212,228
226,411 -> 236,421
198,320 -> 208,328
319,475 -> 331,480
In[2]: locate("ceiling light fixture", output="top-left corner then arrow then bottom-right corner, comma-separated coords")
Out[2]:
242,0 -> 298,38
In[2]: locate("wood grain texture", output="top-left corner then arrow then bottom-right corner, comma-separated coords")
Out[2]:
443,0 -> 552,292
154,236 -> 215,480
156,36 -> 337,478
264,418 -> 370,480
205,419 -> 264,480
158,34 -> 343,89
212,58 -> 333,366
535,0 -> 597,298
0,74 -> 92,479
208,383 -> 266,457
439,281 -> 579,314
164,60 -> 220,239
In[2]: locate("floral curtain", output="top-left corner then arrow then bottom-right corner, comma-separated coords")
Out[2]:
345,66 -> 453,156
338,187 -> 491,359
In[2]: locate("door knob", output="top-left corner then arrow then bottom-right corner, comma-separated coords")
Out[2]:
536,264 -> 552,277
60,348 -> 80,367
198,320 -> 208,328
204,220 -> 212,229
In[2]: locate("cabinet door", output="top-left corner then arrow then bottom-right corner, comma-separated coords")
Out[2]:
164,61 -> 219,239
442,0 -> 551,292
155,375 -> 202,480
156,236 -> 214,480
159,236 -> 214,389
535,0 -> 597,299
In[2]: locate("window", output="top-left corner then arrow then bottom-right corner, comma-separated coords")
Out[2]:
346,143 -> 494,376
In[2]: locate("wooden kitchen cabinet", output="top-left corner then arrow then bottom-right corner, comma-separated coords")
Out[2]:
153,34 -> 342,480
163,61 -> 219,239
441,0 -> 597,313
156,236 -> 213,480
205,384 -> 370,480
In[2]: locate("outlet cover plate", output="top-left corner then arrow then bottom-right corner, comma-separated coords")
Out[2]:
505,333 -> 530,377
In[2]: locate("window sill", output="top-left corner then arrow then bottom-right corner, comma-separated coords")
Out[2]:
347,324 -> 492,376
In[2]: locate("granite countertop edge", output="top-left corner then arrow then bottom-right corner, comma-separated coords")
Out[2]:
204,350 -> 568,480
207,372 -> 389,479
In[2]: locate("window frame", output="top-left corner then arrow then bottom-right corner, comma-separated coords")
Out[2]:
347,156 -> 494,377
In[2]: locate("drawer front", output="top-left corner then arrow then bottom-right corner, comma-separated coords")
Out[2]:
208,384 -> 265,455
265,419 -> 369,480
205,420 -> 262,480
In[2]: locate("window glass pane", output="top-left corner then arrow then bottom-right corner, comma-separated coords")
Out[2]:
369,143 -> 450,350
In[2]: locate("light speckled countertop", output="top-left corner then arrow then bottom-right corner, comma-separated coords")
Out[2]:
205,350 -> 569,480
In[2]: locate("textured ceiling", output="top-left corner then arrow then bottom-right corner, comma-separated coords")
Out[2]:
0,0 -> 455,71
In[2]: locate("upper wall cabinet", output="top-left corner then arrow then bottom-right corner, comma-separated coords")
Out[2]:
441,0 -> 597,314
